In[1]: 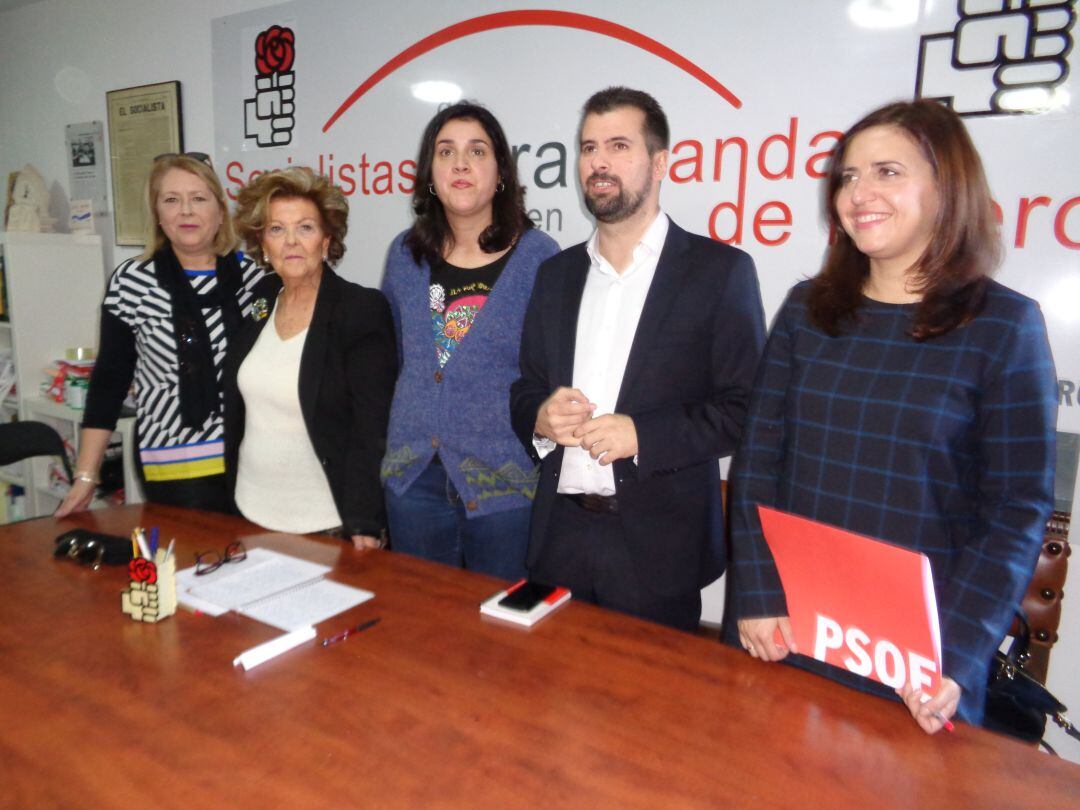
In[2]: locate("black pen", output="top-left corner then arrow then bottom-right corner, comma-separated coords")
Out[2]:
321,617 -> 381,647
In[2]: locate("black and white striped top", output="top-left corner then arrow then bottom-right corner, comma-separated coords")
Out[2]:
86,253 -> 263,482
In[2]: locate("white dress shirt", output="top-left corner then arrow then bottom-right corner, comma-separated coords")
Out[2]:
536,211 -> 669,496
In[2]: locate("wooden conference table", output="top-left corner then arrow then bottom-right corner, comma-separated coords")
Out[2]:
1,505 -> 1077,808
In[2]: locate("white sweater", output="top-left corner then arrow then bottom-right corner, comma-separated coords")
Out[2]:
234,308 -> 341,533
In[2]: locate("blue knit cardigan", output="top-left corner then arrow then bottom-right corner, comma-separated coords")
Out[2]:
381,227 -> 560,517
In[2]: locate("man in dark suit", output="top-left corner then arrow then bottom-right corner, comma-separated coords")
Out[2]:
510,87 -> 765,631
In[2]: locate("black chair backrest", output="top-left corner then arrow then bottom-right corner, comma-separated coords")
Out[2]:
0,421 -> 74,483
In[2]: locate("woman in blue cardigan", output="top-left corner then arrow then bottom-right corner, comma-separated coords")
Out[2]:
381,102 -> 559,579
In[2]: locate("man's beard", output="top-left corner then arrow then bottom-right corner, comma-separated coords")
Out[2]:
583,173 -> 651,223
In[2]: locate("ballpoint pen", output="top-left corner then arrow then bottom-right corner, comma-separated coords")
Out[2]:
322,617 -> 381,648
135,528 -> 151,560
917,692 -> 955,733
932,711 -> 955,733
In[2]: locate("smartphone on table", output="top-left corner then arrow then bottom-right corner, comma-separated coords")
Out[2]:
497,580 -> 558,612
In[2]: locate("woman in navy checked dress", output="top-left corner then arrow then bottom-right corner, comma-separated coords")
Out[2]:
729,101 -> 1056,733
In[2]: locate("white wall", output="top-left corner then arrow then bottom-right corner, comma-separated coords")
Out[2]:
2,0 -> 1078,761
0,0 -> 274,270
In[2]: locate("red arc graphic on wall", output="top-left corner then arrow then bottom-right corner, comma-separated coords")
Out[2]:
322,9 -> 741,132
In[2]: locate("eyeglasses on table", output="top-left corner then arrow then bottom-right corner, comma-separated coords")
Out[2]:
194,541 -> 247,576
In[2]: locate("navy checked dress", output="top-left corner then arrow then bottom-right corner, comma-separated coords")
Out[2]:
729,279 -> 1056,723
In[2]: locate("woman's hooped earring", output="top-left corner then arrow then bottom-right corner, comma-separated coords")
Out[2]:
428,183 -> 436,197
496,181 -> 505,193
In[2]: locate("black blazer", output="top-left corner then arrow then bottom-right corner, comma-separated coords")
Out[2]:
510,219 -> 766,596
223,266 -> 398,537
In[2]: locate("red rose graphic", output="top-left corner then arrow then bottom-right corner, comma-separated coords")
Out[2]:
255,26 -> 296,75
129,557 -> 158,585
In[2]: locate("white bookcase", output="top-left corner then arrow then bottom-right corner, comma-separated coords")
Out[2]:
0,232 -> 142,520
0,318 -> 24,520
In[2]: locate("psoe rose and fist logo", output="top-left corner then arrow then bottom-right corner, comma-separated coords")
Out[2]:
244,25 -> 296,147
916,0 -> 1076,116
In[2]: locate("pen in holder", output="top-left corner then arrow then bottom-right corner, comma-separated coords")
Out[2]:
121,547 -> 177,623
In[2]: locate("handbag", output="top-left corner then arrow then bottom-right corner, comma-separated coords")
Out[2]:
983,612 -> 1079,754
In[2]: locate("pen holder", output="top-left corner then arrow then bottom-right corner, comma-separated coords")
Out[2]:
121,549 -> 177,623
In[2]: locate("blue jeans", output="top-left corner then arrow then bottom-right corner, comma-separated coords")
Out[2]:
385,460 -> 531,581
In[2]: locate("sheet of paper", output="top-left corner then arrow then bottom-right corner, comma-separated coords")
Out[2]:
176,558 -> 232,616
240,579 -> 374,631
182,548 -> 330,611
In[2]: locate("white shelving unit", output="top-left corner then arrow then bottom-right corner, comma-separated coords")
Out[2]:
0,320 -> 23,502
0,231 -> 142,520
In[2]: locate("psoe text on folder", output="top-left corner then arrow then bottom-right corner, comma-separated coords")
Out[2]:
757,505 -> 943,696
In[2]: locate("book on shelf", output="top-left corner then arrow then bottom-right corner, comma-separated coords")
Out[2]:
0,244 -> 8,321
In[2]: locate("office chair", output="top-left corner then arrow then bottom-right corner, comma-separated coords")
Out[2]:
0,420 -> 74,484
1011,511 -> 1071,684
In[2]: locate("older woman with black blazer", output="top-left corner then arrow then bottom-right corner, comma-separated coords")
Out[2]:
224,167 -> 396,548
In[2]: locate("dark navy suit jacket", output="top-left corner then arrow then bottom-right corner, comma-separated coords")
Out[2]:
510,219 -> 766,597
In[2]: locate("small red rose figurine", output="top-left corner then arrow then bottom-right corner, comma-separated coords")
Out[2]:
128,556 -> 158,585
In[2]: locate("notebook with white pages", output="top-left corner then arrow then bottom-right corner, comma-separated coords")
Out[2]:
178,547 -> 373,631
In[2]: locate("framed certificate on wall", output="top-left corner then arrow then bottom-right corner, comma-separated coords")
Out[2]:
105,81 -> 183,246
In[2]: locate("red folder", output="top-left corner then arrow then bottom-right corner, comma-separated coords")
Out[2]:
757,505 -> 943,695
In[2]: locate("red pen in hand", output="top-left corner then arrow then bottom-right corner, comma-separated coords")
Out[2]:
322,617 -> 380,648
932,710 -> 955,733
917,692 -> 955,733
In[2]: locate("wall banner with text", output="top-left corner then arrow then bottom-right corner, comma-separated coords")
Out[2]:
212,0 -> 1080,431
